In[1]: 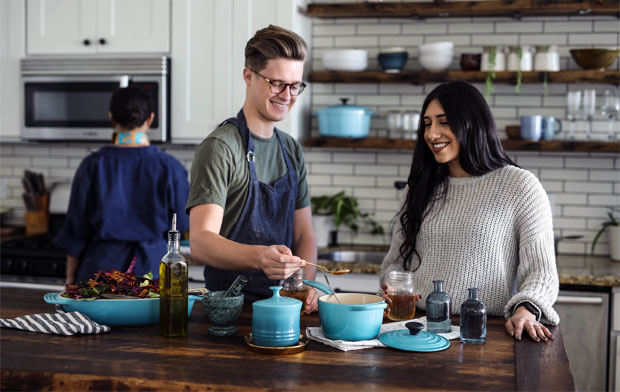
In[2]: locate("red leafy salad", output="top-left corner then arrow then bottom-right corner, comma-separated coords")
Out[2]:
61,257 -> 160,300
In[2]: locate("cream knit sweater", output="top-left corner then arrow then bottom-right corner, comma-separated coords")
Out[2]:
380,165 -> 560,325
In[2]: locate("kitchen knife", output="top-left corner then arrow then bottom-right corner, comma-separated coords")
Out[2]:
22,192 -> 37,211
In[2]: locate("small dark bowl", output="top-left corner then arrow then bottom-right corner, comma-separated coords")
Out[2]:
460,53 -> 481,71
378,52 -> 409,73
570,48 -> 619,70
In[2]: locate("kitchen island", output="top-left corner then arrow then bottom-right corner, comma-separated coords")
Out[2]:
1,287 -> 574,391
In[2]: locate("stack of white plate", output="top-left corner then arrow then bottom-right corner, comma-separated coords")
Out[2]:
418,42 -> 454,72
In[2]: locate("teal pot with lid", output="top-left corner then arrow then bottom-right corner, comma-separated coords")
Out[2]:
303,280 -> 386,341
314,98 -> 375,138
252,286 -> 302,347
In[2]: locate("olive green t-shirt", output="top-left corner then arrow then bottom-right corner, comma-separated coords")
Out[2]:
186,122 -> 310,238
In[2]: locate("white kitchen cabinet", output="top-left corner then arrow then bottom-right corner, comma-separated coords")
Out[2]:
555,290 -> 610,392
170,0 -> 311,144
0,0 -> 25,141
27,0 -> 170,55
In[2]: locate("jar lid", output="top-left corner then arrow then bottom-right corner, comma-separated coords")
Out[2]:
253,286 -> 301,309
378,322 -> 450,352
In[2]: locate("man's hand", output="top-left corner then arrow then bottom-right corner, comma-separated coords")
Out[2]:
304,288 -> 319,314
257,245 -> 305,280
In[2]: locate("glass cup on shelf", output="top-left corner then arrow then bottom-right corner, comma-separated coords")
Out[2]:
565,91 -> 581,140
600,87 -> 620,141
387,110 -> 403,139
582,89 -> 597,140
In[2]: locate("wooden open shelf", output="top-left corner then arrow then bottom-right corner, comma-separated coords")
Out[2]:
309,70 -> 620,86
306,0 -> 620,19
304,138 -> 620,153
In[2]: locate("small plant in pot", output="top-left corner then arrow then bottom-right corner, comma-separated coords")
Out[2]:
311,191 -> 384,248
591,207 -> 619,261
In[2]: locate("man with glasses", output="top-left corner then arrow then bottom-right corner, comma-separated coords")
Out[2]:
186,25 -> 318,311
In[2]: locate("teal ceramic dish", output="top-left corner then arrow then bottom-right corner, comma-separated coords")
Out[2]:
303,280 -> 387,341
43,293 -> 200,326
252,286 -> 302,347
314,98 -> 375,138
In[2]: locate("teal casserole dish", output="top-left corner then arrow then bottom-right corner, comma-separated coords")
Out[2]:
44,293 -> 201,326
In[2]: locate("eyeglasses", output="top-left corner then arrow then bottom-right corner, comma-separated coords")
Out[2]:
250,69 -> 306,96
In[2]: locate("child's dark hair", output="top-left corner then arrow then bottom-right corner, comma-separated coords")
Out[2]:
109,86 -> 153,129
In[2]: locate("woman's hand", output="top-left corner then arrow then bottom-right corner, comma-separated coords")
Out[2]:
505,306 -> 554,342
304,288 -> 319,314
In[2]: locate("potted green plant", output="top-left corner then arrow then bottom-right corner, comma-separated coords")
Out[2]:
311,191 -> 384,247
591,207 -> 619,261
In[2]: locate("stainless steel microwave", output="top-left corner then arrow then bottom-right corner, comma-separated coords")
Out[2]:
20,56 -> 169,142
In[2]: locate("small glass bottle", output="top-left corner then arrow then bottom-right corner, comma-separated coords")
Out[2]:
386,271 -> 416,321
426,280 -> 452,333
279,268 -> 309,314
460,288 -> 487,345
160,213 -> 188,337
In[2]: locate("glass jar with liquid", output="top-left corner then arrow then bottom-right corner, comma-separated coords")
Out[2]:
279,268 -> 309,314
386,270 -> 417,321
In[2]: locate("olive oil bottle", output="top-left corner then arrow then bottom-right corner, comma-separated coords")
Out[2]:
160,213 -> 188,337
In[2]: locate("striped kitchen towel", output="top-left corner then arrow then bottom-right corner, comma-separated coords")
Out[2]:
0,311 -> 111,335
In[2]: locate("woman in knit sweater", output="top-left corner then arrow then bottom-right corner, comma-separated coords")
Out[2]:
380,81 -> 559,342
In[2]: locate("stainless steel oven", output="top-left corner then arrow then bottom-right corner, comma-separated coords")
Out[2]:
20,56 -> 169,142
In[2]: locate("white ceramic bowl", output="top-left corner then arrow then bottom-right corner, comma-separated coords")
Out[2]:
322,49 -> 368,71
418,41 -> 454,56
419,54 -> 453,72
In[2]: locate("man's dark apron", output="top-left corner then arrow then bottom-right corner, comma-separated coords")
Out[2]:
203,110 -> 298,302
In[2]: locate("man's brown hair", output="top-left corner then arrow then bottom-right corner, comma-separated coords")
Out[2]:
245,25 -> 307,71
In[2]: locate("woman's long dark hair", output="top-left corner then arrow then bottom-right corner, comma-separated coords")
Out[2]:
398,81 -> 517,271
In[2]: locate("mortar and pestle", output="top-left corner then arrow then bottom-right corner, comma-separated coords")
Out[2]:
202,275 -> 247,336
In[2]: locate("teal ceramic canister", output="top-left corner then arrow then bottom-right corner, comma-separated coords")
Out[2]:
252,286 -> 302,347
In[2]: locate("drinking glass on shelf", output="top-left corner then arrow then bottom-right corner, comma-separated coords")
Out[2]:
566,91 -> 581,140
582,89 -> 596,140
600,88 -> 620,141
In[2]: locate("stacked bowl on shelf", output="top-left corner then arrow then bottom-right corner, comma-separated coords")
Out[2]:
321,49 -> 368,71
418,41 -> 454,72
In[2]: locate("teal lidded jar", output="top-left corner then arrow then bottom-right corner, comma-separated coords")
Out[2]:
252,286 -> 302,347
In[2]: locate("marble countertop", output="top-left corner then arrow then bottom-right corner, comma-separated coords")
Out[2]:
317,245 -> 620,287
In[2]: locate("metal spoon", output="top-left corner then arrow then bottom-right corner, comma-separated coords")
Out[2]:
304,261 -> 350,275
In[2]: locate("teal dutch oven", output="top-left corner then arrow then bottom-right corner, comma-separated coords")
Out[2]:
304,280 -> 386,341
252,286 -> 302,347
314,98 -> 375,138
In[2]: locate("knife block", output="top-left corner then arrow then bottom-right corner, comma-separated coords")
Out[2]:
25,193 -> 49,236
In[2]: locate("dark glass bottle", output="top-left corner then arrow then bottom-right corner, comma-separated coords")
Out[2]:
460,288 -> 487,344
426,280 -> 452,333
160,213 -> 188,337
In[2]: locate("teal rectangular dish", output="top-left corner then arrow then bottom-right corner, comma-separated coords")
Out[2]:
44,293 -> 200,326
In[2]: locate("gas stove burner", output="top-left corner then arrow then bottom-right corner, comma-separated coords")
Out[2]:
1,233 -> 66,278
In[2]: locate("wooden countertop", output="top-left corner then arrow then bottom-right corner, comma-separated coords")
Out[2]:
1,287 -> 574,391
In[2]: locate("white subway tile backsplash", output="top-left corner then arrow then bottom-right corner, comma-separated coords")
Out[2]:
496,22 -> 544,33
357,95 -> 401,106
568,33 -> 619,45
518,34 -> 567,45
594,20 -> 620,32
313,24 -> 356,36
354,164 -> 398,176
541,181 -> 563,192
544,21 -> 592,33
334,84 -> 379,94
540,169 -> 588,181
357,24 -> 401,35
566,157 -> 615,169
563,206 -> 610,218
13,146 -> 50,156
554,194 -> 588,205
448,22 -> 493,34
472,34 -> 519,46
565,181 -> 613,193
517,156 -> 563,168
333,152 -> 376,163
402,23 -> 448,35
589,194 -> 620,206
353,187 -> 397,199
334,36 -> 379,48
332,175 -> 376,187
310,36 -> 334,48
379,35 -> 424,47
590,170 -> 619,182
377,153 -> 413,165
311,163 -> 354,175
495,95 -> 542,107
